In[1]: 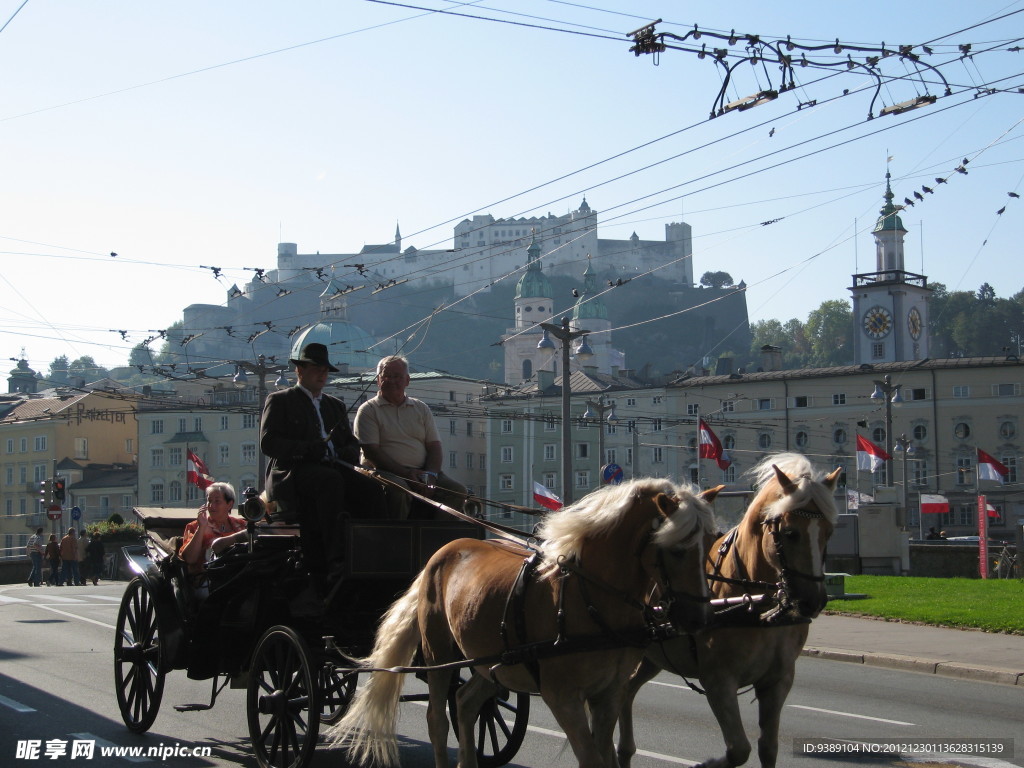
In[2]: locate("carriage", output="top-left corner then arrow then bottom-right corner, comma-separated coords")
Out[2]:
113,481 -> 532,768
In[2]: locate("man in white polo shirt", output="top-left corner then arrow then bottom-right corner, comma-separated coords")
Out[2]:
354,355 -> 467,519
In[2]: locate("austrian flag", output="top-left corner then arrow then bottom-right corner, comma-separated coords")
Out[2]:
187,450 -> 214,490
533,482 -> 563,511
698,419 -> 732,470
976,448 -> 1009,483
856,434 -> 890,472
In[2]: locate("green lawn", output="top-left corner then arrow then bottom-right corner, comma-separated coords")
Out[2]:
828,575 -> 1024,634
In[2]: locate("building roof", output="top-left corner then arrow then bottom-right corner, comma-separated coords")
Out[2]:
0,392 -> 91,424
485,367 -> 648,400
514,236 -> 552,300
71,469 -> 137,491
873,172 -> 907,234
571,260 -> 607,321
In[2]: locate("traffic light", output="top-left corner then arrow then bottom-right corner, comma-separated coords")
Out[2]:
53,478 -> 66,504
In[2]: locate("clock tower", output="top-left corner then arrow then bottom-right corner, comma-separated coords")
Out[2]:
850,173 -> 931,365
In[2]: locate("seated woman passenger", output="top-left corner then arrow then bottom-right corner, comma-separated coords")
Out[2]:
179,482 -> 249,575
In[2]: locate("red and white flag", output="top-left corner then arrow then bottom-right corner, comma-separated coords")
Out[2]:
698,418 -> 732,470
920,494 -> 949,515
187,450 -> 214,490
976,448 -> 1009,483
533,482 -> 563,511
856,434 -> 890,472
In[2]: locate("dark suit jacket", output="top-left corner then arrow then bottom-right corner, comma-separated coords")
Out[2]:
260,386 -> 360,510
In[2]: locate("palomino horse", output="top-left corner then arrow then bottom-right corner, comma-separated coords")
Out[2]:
617,453 -> 841,768
330,478 -> 720,768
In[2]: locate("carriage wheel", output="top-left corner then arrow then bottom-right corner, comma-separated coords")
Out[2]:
318,663 -> 357,725
448,672 -> 531,768
113,578 -> 166,733
247,626 -> 320,768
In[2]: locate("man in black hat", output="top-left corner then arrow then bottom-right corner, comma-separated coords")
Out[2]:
260,343 -> 360,586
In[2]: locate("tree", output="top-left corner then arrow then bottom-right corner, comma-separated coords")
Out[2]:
806,300 -> 853,366
699,271 -> 734,289
68,356 -> 110,383
47,355 -> 70,384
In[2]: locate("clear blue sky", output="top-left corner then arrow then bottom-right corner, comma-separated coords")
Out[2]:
2,1 -> 1022,376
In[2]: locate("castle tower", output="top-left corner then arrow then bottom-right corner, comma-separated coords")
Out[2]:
502,235 -> 555,385
571,256 -> 623,374
849,172 -> 932,364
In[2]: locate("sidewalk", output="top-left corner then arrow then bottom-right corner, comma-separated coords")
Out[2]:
804,613 -> 1024,687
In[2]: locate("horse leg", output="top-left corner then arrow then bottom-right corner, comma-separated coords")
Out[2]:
426,667 -> 456,768
753,677 -> 793,768
453,672 -> 500,768
616,656 -> 660,768
698,681 -> 751,768
544,694 -> 608,768
590,686 -> 628,768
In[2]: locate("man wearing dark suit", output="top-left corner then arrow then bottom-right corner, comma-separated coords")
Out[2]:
261,343 -> 360,585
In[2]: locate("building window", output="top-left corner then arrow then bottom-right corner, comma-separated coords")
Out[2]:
757,398 -> 773,411
954,504 -> 972,527
479,453 -> 486,469
607,448 -> 616,465
758,433 -> 772,449
956,457 -> 972,485
832,393 -> 846,405
33,436 -> 47,451
913,424 -> 927,441
722,466 -> 736,483
626,398 -> 636,406
4,467 -> 11,486
122,494 -> 134,511
499,474 -> 514,491
168,481 -> 182,503
652,447 -> 663,463
543,444 -> 556,461
241,443 -> 257,465
449,451 -> 458,469
543,472 -> 557,490
652,396 -> 662,405
125,438 -> 133,454
999,421 -> 1016,439
178,417 -> 187,434
242,413 -> 258,430
953,422 -> 970,440
186,484 -> 201,502
952,385 -> 970,398
544,415 -> 556,431
871,342 -> 885,359
34,464 -> 47,482
167,447 -> 181,466
466,422 -> 474,437
465,453 -> 473,470
449,420 -> 456,436
501,446 -> 514,463
834,428 -> 847,445
5,438 -> 12,453
150,481 -> 164,504
722,400 -> 734,412
19,437 -> 27,452
74,437 -> 88,459
220,415 -> 229,430
912,462 -> 928,488
793,396 -> 809,408
686,403 -> 699,416
652,419 -> 663,432
872,427 -> 886,444
576,443 -> 590,459
152,420 -> 164,435
575,471 -> 590,489
1001,456 -> 1017,483
907,388 -> 927,401
723,435 -> 735,450
501,419 -> 513,433
151,448 -> 164,468
795,430 -> 808,448
626,447 -> 633,465
992,383 -> 1020,396
218,444 -> 230,465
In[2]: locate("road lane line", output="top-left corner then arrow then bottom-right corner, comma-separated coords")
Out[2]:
0,693 -> 36,712
30,603 -> 117,631
788,704 -> 915,725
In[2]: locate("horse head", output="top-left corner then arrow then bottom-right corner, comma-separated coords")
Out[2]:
753,455 -> 841,618
643,484 -> 721,633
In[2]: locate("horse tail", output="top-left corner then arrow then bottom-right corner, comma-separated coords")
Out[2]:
328,569 -> 425,766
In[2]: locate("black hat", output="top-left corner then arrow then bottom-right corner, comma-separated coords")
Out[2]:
289,343 -> 339,372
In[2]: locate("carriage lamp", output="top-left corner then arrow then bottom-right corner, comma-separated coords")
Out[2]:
894,434 -> 915,534
583,395 -> 619,477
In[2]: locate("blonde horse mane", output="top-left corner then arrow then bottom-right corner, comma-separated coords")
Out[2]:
536,477 -> 717,576
745,453 -> 839,525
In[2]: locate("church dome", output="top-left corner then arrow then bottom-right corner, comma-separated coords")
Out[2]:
872,172 -> 907,234
515,236 -> 552,300
572,260 -> 608,321
290,320 -> 379,371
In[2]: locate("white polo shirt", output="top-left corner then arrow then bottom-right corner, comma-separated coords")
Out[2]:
354,394 -> 440,470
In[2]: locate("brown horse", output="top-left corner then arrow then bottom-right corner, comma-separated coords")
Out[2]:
617,453 -> 841,768
330,478 -> 720,768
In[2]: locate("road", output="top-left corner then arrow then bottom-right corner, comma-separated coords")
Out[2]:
1,581 -> 1021,768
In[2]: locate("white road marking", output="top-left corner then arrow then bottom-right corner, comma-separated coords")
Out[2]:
30,604 -> 117,631
788,703 -> 915,725
0,693 -> 36,712
0,594 -> 30,604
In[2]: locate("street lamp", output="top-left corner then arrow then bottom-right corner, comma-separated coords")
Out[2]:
583,394 -> 619,481
869,374 -> 904,485
894,434 -> 915,535
233,354 -> 290,491
539,316 -> 590,506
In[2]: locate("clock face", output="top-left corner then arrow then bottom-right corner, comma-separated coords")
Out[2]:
863,306 -> 893,339
908,307 -> 922,340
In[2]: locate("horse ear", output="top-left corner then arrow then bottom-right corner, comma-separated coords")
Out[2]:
700,485 -> 726,503
772,464 -> 799,495
654,493 -> 680,519
824,466 -> 842,490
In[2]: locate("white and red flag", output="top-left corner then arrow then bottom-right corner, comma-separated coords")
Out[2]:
187,450 -> 214,490
976,448 -> 1009,483
698,418 -> 732,470
919,494 -> 949,515
856,434 -> 890,472
533,482 -> 563,511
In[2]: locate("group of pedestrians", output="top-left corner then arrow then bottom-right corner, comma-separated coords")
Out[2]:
25,526 -> 106,587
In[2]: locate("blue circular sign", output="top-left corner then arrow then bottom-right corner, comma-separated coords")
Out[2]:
70,506 -> 81,521
602,463 -> 624,485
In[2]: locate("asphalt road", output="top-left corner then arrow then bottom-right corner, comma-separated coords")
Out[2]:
1,581 -> 1021,768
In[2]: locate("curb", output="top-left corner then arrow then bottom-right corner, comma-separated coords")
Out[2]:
801,646 -> 1024,687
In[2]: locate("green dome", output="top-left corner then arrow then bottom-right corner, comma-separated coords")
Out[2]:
515,236 -> 552,300
873,173 -> 907,234
572,260 -> 607,321
290,320 -> 378,370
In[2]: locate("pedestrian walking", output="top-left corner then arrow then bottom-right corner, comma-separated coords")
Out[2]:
76,527 -> 89,585
44,534 -> 60,586
59,528 -> 80,587
86,533 -> 105,586
26,527 -> 45,587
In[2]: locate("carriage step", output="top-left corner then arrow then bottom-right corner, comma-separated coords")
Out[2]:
173,703 -> 215,712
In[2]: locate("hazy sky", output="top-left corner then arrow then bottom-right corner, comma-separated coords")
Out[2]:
2,1 -> 1022,377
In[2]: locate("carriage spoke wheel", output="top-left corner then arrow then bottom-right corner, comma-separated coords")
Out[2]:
448,673 -> 531,768
247,626 -> 320,768
113,578 -> 165,733
318,663 -> 357,725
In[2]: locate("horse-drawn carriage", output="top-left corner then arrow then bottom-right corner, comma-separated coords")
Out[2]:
114,482 -> 532,768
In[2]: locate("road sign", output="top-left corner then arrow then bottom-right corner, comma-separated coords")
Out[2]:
47,504 -> 62,520
70,506 -> 82,521
602,463 -> 624,485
